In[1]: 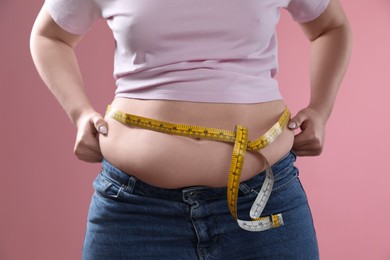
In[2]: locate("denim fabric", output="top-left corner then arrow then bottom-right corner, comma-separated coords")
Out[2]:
83,151 -> 319,260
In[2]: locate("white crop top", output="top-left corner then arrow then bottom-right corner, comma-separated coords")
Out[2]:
45,0 -> 330,103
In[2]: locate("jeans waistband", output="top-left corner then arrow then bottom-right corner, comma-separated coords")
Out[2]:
100,151 -> 297,201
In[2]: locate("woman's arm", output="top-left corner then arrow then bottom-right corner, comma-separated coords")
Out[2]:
288,0 -> 352,156
30,6 -> 108,162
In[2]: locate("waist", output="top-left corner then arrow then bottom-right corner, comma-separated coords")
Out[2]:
99,98 -> 294,188
108,98 -> 288,136
99,151 -> 297,201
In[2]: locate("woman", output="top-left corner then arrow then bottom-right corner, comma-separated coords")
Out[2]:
30,0 -> 352,259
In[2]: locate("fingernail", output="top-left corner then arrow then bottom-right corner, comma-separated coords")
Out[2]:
98,126 -> 108,134
288,122 -> 297,129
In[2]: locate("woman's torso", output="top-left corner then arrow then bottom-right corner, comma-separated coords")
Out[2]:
99,98 -> 294,188
96,1 -> 295,188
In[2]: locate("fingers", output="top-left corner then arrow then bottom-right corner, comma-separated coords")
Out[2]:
292,128 -> 323,156
288,111 -> 307,130
73,112 -> 108,163
74,133 -> 103,162
288,109 -> 325,157
92,114 -> 108,135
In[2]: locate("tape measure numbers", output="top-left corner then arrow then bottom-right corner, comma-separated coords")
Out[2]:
106,105 -> 290,232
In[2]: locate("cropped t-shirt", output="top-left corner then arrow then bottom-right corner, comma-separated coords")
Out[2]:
45,0 -> 330,103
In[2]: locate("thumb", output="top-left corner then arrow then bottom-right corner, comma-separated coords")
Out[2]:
92,114 -> 108,135
288,111 -> 307,130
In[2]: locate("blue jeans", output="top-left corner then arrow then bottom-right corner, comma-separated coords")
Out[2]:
83,151 -> 319,260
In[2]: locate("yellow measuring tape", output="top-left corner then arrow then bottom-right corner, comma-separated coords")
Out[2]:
106,105 -> 291,232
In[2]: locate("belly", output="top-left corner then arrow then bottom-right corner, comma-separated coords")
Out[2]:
99,98 -> 294,188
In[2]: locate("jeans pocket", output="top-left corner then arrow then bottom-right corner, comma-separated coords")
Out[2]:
93,172 -> 124,199
243,164 -> 299,201
272,165 -> 299,193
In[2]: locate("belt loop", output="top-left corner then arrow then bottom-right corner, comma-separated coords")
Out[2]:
239,183 -> 251,195
290,150 -> 297,161
125,176 -> 138,194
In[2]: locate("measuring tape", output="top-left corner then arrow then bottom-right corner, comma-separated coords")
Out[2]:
106,105 -> 290,232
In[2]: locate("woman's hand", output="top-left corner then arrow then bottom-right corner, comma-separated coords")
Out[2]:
288,107 -> 327,157
73,111 -> 108,162
31,7 -> 108,163
288,0 -> 352,156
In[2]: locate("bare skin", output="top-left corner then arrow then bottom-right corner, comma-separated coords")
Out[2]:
99,98 -> 294,188
30,0 -> 352,188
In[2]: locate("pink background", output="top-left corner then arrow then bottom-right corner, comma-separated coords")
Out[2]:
1,1 -> 389,259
